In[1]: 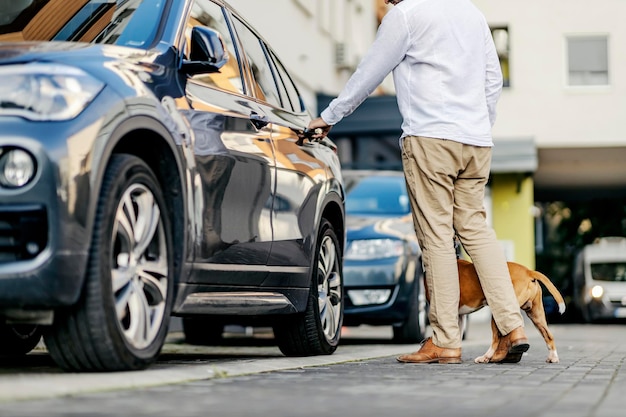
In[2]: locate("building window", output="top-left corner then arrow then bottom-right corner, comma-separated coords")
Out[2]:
293,0 -> 314,16
491,27 -> 510,88
318,0 -> 331,33
567,35 -> 609,86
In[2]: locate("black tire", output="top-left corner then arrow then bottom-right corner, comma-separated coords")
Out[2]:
182,318 -> 224,345
459,314 -> 469,340
44,154 -> 174,372
393,274 -> 427,343
274,219 -> 343,356
581,304 -> 593,323
0,324 -> 42,356
570,304 -> 586,324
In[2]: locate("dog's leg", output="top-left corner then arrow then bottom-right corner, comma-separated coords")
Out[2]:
474,317 -> 500,363
524,289 -> 559,363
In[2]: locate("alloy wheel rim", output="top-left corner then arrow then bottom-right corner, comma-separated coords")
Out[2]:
111,183 -> 168,350
317,235 -> 343,342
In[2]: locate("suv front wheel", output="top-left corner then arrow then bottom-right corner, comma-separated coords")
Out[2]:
44,154 -> 174,372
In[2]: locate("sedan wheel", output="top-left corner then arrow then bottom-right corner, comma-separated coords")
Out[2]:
393,273 -> 427,343
44,155 -> 173,372
183,318 -> 224,345
0,324 -> 42,356
274,219 -> 343,356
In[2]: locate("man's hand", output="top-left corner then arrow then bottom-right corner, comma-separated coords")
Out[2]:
306,117 -> 332,139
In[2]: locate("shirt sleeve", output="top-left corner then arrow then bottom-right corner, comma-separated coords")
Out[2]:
484,23 -> 503,127
321,10 -> 410,125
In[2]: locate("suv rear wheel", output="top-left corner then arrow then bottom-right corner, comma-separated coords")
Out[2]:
274,219 -> 343,356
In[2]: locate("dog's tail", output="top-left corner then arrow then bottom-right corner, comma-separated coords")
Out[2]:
530,270 -> 566,314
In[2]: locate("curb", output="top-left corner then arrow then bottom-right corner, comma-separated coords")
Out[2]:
0,341 -> 423,403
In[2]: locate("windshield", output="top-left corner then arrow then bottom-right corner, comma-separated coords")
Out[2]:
345,175 -> 410,216
590,262 -> 626,282
0,0 -> 166,48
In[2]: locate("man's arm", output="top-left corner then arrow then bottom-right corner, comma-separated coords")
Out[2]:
309,9 -> 410,134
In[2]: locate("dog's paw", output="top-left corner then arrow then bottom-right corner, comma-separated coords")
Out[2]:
546,351 -> 559,363
474,355 -> 491,364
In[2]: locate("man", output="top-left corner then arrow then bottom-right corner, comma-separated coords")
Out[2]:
308,0 -> 528,364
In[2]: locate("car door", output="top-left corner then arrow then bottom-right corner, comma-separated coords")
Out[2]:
228,15 -> 335,283
183,0 -> 276,286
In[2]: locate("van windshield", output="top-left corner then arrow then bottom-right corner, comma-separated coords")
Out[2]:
590,262 -> 626,282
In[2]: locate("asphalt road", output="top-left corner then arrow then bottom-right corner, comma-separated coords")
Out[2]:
0,315 -> 624,417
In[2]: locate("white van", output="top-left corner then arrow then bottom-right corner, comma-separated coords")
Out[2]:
572,237 -> 626,322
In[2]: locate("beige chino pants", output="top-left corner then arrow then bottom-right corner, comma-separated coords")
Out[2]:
401,136 -> 524,349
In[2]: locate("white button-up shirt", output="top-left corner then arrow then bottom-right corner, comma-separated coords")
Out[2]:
320,0 -> 503,147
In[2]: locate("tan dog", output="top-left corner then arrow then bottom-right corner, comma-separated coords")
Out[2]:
426,259 -> 566,363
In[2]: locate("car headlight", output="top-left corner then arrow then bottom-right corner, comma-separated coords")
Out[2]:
345,238 -> 405,260
0,63 -> 104,121
0,148 -> 36,188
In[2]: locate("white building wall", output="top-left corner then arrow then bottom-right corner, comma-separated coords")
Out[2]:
473,0 -> 626,148
226,0 -> 377,113
227,0 -> 626,152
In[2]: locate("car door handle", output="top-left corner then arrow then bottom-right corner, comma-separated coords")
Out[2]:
293,127 -> 324,146
250,112 -> 269,129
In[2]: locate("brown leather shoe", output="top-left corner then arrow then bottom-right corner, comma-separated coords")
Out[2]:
396,338 -> 462,364
491,326 -> 530,363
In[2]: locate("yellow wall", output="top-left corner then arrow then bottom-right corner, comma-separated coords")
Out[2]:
491,174 -> 536,268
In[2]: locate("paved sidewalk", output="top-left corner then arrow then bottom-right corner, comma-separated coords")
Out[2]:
234,321 -> 626,417
0,319 -> 624,417
370,322 -> 626,417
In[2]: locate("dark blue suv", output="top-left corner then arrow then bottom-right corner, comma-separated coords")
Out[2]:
0,0 -> 345,371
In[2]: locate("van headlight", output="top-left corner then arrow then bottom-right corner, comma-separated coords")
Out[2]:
0,148 -> 36,188
590,285 -> 604,299
0,63 -> 104,121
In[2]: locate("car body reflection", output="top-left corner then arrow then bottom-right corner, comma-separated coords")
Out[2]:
0,0 -> 345,371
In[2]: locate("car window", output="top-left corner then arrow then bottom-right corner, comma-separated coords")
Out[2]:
268,50 -> 304,113
345,175 -> 411,216
265,48 -> 293,111
230,17 -> 282,108
94,0 -> 166,46
0,0 -> 165,47
186,0 -> 244,95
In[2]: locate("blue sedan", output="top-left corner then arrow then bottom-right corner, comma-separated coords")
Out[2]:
341,170 -> 427,343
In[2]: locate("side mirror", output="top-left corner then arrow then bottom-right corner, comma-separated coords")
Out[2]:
181,26 -> 229,75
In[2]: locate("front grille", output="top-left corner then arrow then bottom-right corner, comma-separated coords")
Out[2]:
0,205 -> 47,263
